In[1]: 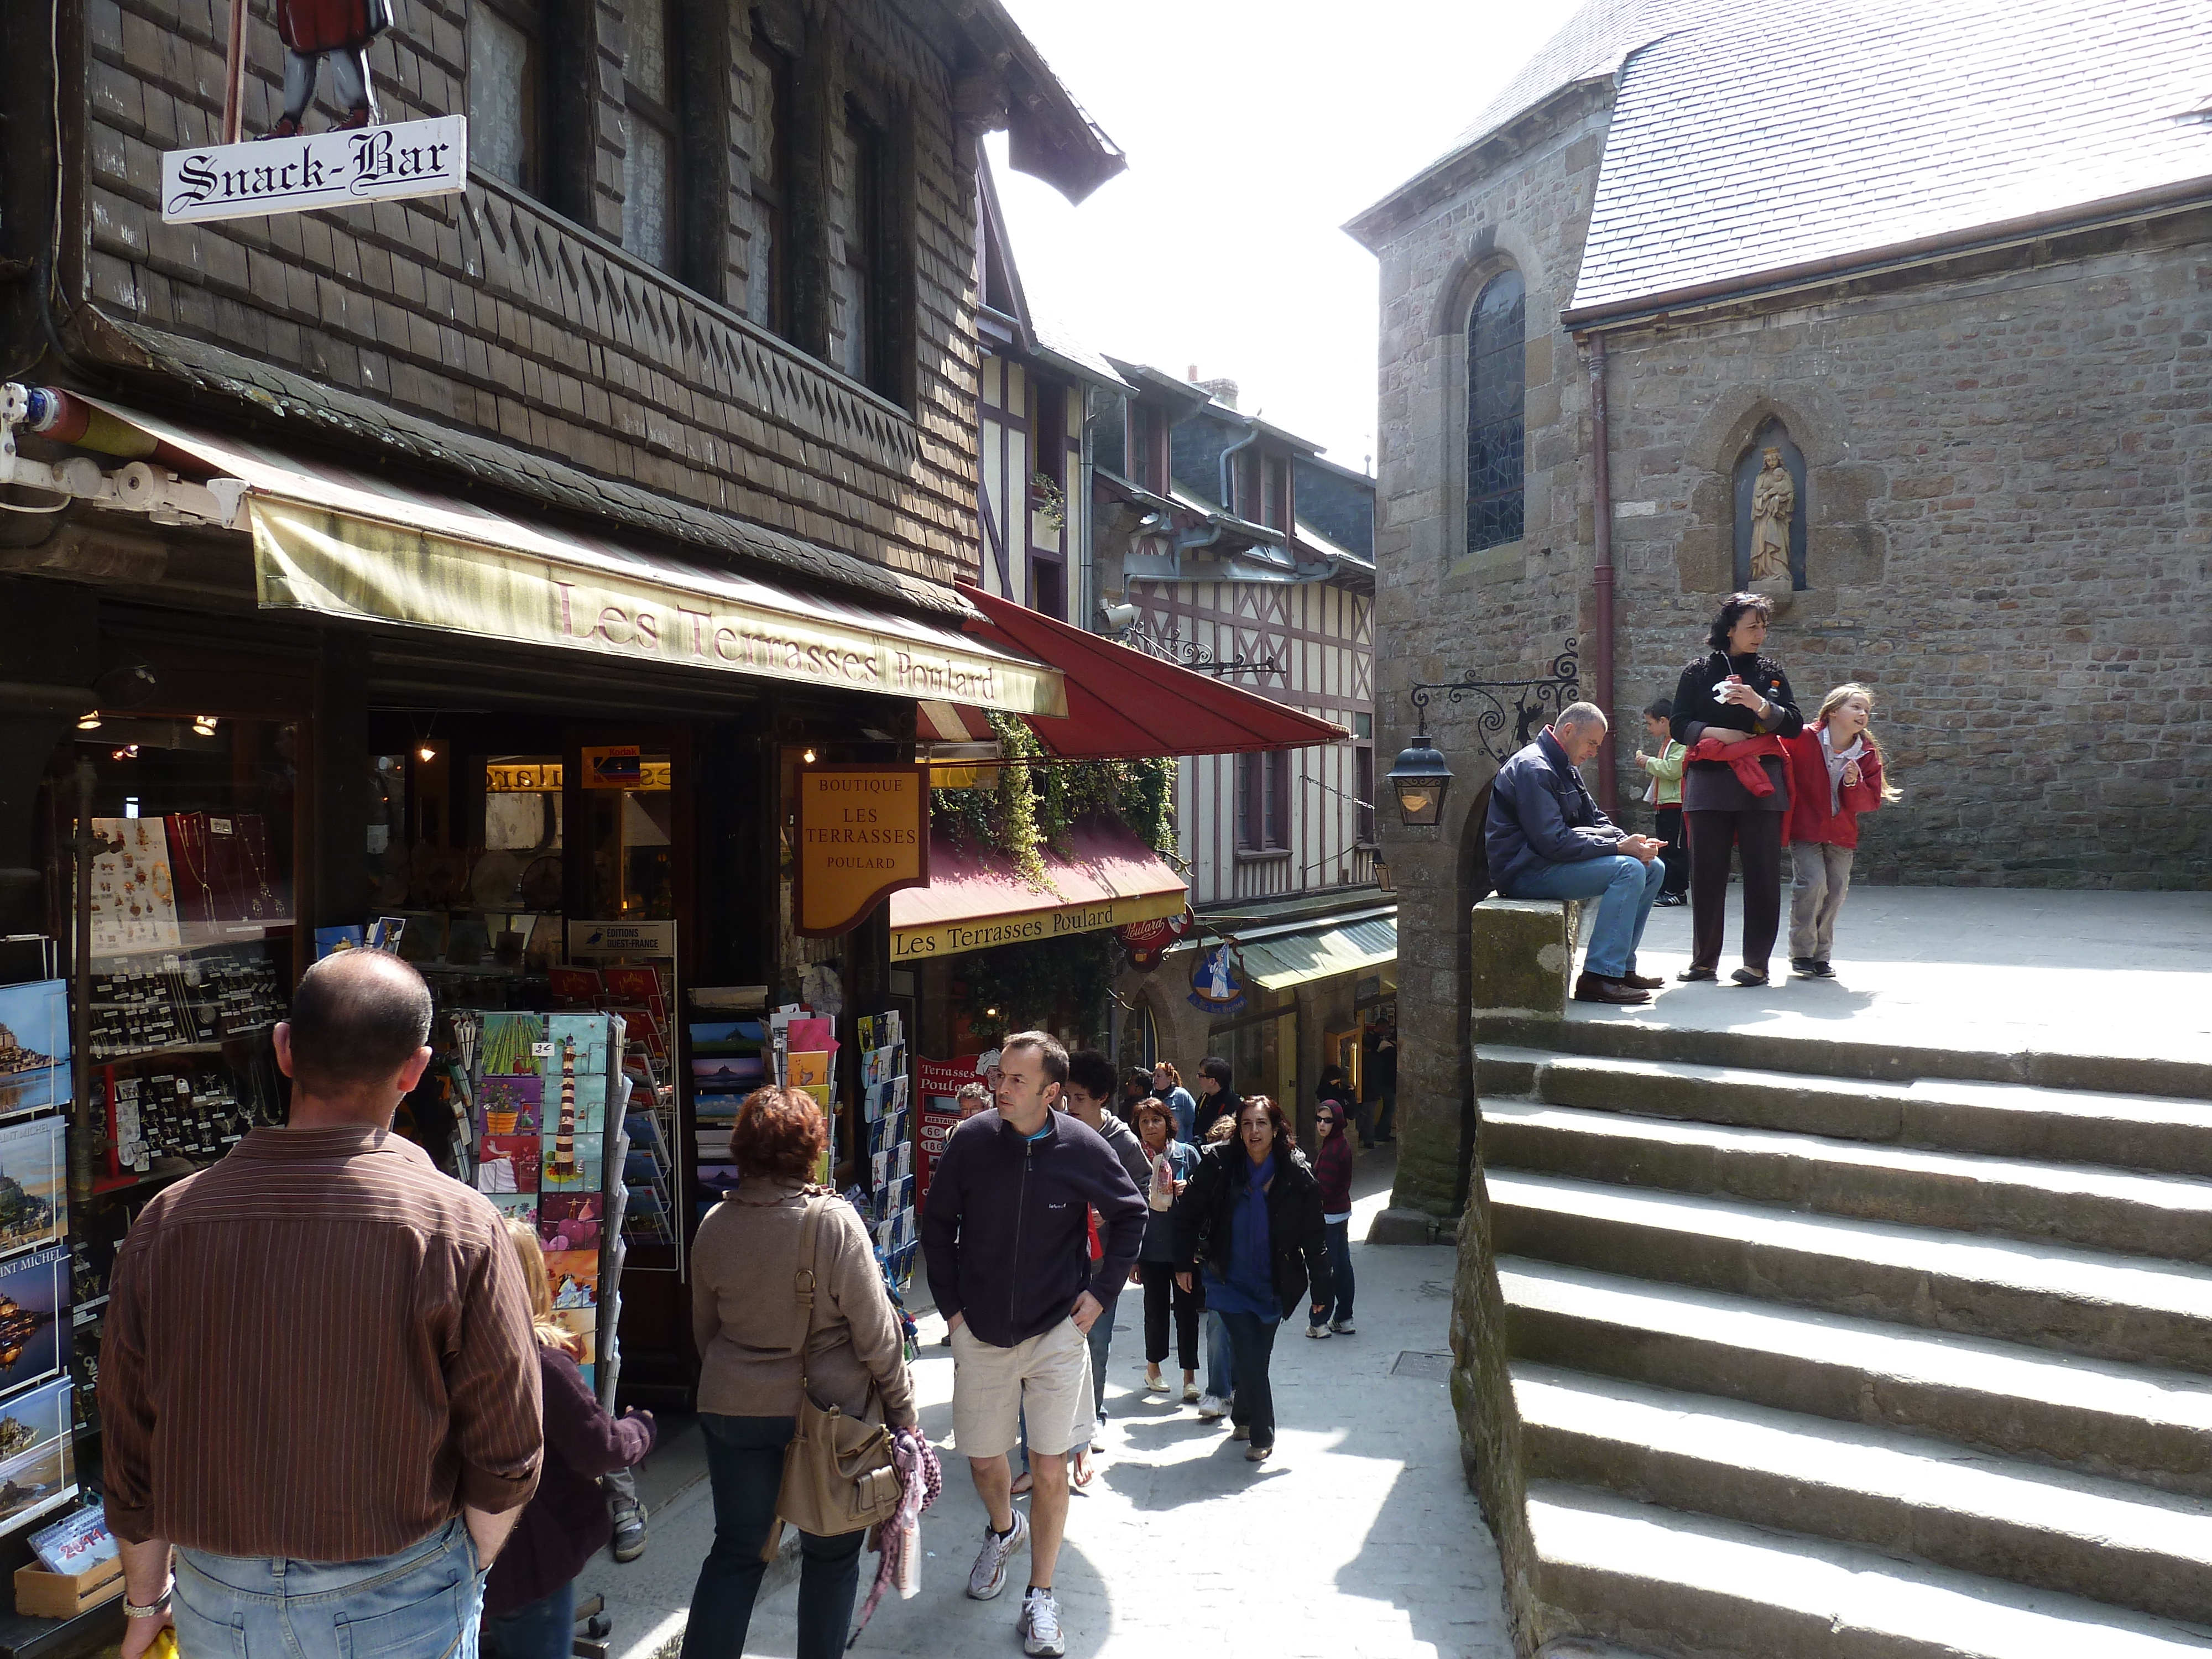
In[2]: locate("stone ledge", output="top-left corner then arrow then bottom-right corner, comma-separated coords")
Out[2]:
1369,1206 -> 1442,1246
1474,898 -> 1584,1019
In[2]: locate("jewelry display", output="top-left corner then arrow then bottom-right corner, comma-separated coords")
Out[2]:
237,813 -> 279,921
165,812 -> 220,931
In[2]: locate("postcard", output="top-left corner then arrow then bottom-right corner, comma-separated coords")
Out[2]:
541,1149 -> 602,1194
539,1195 -> 603,1253
478,1135 -> 540,1194
486,1193 -> 538,1228
0,1246 -> 67,1398
0,1376 -> 75,1537
476,1074 -> 541,1138
0,1117 -> 64,1252
0,984 -> 68,1117
478,1013 -> 549,1077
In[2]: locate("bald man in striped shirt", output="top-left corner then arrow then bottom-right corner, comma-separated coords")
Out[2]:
102,950 -> 544,1659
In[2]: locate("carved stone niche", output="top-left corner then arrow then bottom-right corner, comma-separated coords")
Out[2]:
1734,416 -> 1807,598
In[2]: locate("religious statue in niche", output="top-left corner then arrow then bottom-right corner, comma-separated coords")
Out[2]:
1731,418 -> 1807,592
1747,447 -> 1794,583
263,0 -> 394,138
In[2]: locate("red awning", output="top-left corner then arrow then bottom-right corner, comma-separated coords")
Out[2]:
887,818 -> 1187,959
957,583 -> 1348,760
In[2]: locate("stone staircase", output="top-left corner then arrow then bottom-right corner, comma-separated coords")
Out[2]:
1477,1029 -> 2212,1658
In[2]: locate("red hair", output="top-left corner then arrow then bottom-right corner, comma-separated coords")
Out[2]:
729,1086 -> 827,1183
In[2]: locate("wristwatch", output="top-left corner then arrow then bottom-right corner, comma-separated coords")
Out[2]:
123,1579 -> 173,1619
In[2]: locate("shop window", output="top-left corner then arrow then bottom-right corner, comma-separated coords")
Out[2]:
621,0 -> 681,275
469,0 -> 546,197
63,716 -> 300,1183
1467,269 -> 1526,552
838,98 -> 894,393
745,26 -> 794,335
1032,382 -> 1067,494
1237,751 -> 1290,852
1030,557 -> 1066,622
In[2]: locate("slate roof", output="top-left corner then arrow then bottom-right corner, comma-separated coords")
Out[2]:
82,311 -> 976,620
1567,0 -> 2212,317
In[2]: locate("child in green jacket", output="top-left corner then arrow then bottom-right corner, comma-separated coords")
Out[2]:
1636,698 -> 1688,904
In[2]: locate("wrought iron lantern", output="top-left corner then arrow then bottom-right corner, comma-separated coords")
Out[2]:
1385,732 -> 1453,827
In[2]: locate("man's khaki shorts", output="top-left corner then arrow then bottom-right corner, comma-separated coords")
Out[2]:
948,1314 -> 1093,1459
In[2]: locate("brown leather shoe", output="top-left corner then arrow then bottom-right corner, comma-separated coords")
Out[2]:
1574,972 -> 1651,1005
1619,971 -> 1665,990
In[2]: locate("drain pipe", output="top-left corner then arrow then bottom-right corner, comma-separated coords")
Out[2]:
1586,333 -> 1618,810
1217,424 -> 1260,520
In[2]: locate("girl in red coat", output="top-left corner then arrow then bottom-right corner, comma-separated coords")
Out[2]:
1781,683 -> 1900,978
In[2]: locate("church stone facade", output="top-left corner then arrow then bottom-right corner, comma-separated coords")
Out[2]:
1352,0 -> 2212,1216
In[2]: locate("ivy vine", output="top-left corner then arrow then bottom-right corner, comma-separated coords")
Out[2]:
929,711 -> 1178,876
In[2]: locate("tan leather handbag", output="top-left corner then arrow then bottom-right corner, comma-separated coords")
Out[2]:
759,1197 -> 902,1560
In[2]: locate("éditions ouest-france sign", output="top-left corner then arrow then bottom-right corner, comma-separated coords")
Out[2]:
161,116 -> 467,225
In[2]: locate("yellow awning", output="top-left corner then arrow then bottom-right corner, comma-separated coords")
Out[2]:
84,399 -> 1066,717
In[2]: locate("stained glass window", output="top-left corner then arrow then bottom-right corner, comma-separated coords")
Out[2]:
1466,270 -> 1525,552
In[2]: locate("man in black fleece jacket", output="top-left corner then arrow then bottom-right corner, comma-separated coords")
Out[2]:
921,1030 -> 1144,1657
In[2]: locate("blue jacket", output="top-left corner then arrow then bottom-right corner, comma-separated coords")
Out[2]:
921,1107 -> 1145,1349
1486,729 -> 1624,893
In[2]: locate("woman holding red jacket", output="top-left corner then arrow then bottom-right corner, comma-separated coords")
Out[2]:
1669,593 -> 1804,987
1781,684 -> 1900,979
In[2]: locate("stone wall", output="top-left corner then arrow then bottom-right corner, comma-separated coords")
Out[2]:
1367,89 -> 2212,1217
36,0 -> 987,586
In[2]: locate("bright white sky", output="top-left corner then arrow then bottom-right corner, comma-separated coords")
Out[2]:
986,0 -> 1586,475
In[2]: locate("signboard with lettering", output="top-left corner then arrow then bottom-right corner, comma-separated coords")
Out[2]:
161,116 -> 468,225
890,886 -> 1187,962
1118,906 -> 1194,971
581,747 -> 643,789
795,766 -> 929,938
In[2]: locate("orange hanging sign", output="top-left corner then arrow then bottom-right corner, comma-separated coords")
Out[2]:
795,765 -> 930,937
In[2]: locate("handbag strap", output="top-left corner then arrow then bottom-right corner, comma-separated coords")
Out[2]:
782,1196 -> 828,1385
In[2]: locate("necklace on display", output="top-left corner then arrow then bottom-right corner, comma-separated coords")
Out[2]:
169,815 -> 219,928
239,815 -> 276,920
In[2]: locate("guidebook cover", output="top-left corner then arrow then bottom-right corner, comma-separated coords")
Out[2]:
0,984 -> 68,1116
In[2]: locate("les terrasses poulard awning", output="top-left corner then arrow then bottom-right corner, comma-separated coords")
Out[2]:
69,396 -> 1066,718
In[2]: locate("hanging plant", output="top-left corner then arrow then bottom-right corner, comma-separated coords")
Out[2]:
931,712 -> 1178,872
1030,472 -> 1067,534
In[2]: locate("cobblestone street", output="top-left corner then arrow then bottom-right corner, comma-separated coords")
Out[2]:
577,1154 -> 1514,1659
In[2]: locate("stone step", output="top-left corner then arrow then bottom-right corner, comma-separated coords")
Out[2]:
1516,1364 -> 2212,1621
1526,1480 -> 2212,1659
1478,1047 -> 2212,1176
1477,1012 -> 2212,1102
1480,1099 -> 2212,1261
1500,1257 -> 2212,1496
1486,1171 -> 2212,1372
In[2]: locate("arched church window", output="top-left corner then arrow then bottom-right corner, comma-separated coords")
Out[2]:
1466,270 -> 1526,552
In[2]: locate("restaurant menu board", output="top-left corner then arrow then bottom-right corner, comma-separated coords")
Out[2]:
468,1012 -> 629,1395
917,1057 -> 985,1210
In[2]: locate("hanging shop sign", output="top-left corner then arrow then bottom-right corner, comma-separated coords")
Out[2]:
795,766 -> 930,938
1117,906 -> 1194,972
163,117 -> 469,224
486,761 -> 671,792
1188,941 -> 1249,1018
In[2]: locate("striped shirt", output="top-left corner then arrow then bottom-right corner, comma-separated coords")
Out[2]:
101,1125 -> 544,1561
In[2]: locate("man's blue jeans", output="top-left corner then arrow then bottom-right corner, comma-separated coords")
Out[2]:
174,1515 -> 483,1659
1506,853 -> 1666,979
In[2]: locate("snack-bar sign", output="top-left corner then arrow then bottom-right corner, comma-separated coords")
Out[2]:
161,116 -> 468,225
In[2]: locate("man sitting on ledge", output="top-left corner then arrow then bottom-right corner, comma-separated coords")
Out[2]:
1486,702 -> 1668,1006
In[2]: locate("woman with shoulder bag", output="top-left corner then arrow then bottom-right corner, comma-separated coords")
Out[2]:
682,1087 -> 917,1659
1172,1095 -> 1330,1464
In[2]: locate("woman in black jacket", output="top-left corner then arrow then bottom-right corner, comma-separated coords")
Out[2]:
1670,592 -> 1805,985
1172,1095 -> 1329,1464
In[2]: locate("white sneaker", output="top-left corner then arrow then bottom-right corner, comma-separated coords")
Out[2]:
1195,1392 -> 1227,1420
1305,1323 -> 1331,1339
1020,1586 -> 1066,1656
1332,1318 -> 1356,1335
967,1509 -> 1029,1600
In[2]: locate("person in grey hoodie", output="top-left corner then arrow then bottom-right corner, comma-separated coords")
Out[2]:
1060,1049 -> 1155,1472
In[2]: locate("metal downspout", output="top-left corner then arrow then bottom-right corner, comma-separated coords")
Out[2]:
1218,425 -> 1260,521
1588,335 -> 1618,810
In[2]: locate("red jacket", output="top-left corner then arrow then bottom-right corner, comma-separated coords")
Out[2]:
1781,724 -> 1886,848
274,0 -> 392,53
1684,732 -> 1791,797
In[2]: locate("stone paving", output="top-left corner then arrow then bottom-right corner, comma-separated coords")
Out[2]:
1572,886 -> 2212,1066
575,1150 -> 1513,1659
